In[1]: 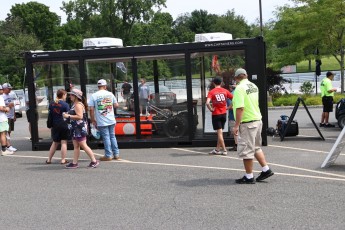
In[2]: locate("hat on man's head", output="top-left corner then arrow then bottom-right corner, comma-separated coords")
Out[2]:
326,71 -> 335,77
0,85 -> 3,90
213,77 -> 222,85
2,83 -> 12,89
67,88 -> 83,100
97,79 -> 107,86
234,68 -> 247,77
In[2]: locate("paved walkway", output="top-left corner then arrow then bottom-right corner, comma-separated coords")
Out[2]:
1,107 -> 344,229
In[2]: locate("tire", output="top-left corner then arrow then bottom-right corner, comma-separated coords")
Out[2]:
338,114 -> 345,129
163,115 -> 187,138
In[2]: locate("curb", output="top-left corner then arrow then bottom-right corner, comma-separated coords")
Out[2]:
268,105 -> 324,110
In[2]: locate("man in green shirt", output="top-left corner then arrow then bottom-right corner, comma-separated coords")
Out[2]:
232,68 -> 274,184
320,71 -> 337,127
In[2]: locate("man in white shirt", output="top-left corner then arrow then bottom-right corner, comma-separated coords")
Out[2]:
89,79 -> 120,161
0,85 -> 13,155
2,83 -> 17,152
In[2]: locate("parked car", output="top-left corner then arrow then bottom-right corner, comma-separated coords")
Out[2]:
14,89 -> 26,107
10,91 -> 24,118
126,85 -> 177,111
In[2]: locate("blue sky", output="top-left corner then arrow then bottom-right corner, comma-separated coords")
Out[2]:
1,0 -> 294,24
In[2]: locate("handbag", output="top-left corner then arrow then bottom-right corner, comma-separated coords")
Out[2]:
47,111 -> 53,128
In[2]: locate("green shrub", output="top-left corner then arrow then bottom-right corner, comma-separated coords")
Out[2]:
334,93 -> 344,103
273,94 -> 300,106
300,81 -> 315,95
305,97 -> 321,105
271,93 -> 344,106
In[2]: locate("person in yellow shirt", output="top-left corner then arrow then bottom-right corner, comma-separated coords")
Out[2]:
320,71 -> 337,127
232,68 -> 274,184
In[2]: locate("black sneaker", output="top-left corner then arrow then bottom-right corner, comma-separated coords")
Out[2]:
229,145 -> 237,151
88,160 -> 100,168
235,176 -> 255,184
256,169 -> 274,182
325,123 -> 335,127
65,162 -> 79,169
319,123 -> 325,127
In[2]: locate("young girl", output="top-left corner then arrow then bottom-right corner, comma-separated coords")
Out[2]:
46,89 -> 70,164
63,88 -> 99,169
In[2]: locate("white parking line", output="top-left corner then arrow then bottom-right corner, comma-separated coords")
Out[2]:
268,144 -> 345,156
4,147 -> 345,182
173,148 -> 345,179
114,159 -> 345,182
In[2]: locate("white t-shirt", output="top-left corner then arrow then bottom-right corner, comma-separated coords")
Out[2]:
88,90 -> 117,127
2,93 -> 15,119
0,96 -> 8,122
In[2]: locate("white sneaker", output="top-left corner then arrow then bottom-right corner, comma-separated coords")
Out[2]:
1,149 -> 14,156
7,146 -> 17,152
209,149 -> 221,155
6,134 -> 10,140
221,151 -> 228,156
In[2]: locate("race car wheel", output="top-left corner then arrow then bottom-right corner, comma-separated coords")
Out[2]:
163,115 -> 187,138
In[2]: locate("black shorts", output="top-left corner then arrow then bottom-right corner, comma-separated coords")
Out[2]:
322,96 -> 333,112
8,118 -> 14,132
51,122 -> 70,142
212,114 -> 227,130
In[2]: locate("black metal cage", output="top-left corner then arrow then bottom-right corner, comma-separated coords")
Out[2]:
25,36 -> 267,150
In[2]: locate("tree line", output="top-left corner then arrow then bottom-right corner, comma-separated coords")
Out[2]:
0,0 -> 344,91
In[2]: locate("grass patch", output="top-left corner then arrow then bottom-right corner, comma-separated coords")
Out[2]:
272,93 -> 345,106
296,56 -> 340,72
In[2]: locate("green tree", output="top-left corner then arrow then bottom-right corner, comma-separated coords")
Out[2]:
172,14 -> 195,43
212,10 -> 251,39
0,18 -> 43,88
131,12 -> 176,45
268,0 -> 345,91
186,10 -> 217,34
7,2 -> 61,50
61,0 -> 167,45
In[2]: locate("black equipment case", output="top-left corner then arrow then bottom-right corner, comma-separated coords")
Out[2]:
276,115 -> 299,137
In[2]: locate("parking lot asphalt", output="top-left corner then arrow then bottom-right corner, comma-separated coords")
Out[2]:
1,107 -> 345,229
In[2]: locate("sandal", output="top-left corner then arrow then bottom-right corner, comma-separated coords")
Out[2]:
45,160 -> 52,164
61,160 -> 69,164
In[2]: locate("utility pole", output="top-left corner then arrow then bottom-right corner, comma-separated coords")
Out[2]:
259,0 -> 263,36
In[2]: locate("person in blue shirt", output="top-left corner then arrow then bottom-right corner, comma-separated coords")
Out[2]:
227,84 -> 237,151
138,78 -> 150,115
89,79 -> 120,161
46,89 -> 70,164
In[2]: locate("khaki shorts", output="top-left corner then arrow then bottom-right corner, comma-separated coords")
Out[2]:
237,120 -> 262,159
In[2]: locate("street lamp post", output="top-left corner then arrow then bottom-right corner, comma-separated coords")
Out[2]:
259,0 -> 263,36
